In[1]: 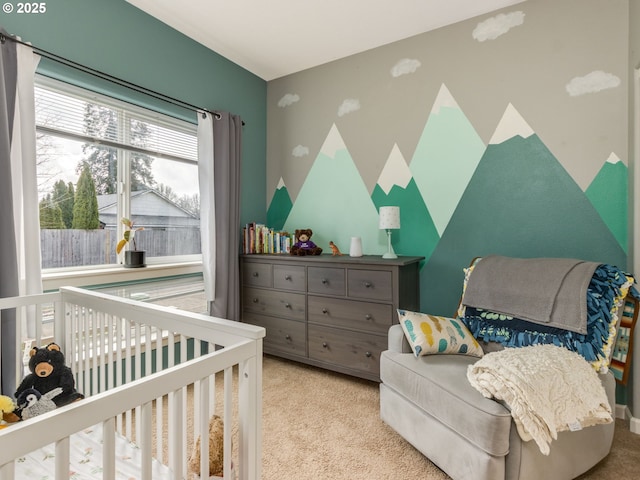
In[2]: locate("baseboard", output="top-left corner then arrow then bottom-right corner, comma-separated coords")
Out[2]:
615,403 -> 640,434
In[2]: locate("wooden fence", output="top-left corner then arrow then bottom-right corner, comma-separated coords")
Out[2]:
40,228 -> 201,268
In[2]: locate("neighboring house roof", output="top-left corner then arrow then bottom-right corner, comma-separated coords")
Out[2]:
98,189 -> 199,228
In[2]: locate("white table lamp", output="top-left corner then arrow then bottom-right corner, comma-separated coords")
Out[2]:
379,206 -> 400,259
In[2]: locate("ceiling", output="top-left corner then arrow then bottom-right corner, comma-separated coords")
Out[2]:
126,0 -> 526,81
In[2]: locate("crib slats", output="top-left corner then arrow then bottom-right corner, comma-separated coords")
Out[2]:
1,287 -> 265,480
55,436 -> 70,480
103,417 -> 116,480
140,401 -> 153,480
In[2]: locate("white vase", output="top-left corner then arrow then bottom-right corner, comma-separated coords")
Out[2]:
349,237 -> 363,257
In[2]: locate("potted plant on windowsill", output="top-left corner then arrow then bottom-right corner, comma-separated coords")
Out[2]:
116,218 -> 146,268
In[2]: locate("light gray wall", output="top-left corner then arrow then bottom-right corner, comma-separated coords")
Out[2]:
267,0 -> 628,201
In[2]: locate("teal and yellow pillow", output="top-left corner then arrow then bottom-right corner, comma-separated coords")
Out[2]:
398,309 -> 484,358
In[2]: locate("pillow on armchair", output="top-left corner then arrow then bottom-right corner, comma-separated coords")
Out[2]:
398,309 -> 484,358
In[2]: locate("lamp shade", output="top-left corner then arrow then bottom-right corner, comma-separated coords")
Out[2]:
379,206 -> 400,230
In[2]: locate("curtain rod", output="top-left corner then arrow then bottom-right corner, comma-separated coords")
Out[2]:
0,32 -> 245,125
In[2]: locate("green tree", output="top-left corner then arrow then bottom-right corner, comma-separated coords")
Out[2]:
72,163 -> 100,229
39,195 -> 65,229
81,103 -> 155,194
51,180 -> 75,228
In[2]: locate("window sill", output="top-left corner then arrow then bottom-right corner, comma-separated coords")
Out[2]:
42,261 -> 203,291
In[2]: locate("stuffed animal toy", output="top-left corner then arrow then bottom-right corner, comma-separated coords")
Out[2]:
290,229 -> 322,256
329,241 -> 343,256
187,414 -> 231,479
15,342 -> 84,410
16,387 -> 62,420
0,395 -> 18,428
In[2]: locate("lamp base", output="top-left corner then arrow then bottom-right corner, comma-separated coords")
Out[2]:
382,229 -> 397,259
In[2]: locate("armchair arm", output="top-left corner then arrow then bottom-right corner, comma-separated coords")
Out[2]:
388,324 -> 413,354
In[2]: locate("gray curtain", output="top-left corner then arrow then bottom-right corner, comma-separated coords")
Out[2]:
0,31 -> 19,396
198,111 -> 243,320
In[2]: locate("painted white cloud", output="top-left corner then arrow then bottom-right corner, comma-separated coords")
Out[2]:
473,11 -> 525,42
278,93 -> 300,108
292,145 -> 309,157
338,98 -> 361,117
565,71 -> 621,97
391,58 -> 421,78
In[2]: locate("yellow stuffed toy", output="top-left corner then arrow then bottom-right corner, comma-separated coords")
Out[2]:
0,395 -> 18,428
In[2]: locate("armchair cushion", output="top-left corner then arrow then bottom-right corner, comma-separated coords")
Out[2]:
380,336 -> 511,456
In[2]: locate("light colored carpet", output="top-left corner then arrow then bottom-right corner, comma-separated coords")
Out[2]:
257,355 -> 640,480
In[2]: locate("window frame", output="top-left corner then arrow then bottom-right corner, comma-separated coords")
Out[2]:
35,76 -> 203,285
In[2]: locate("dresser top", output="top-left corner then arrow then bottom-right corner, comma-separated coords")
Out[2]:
240,253 -> 424,267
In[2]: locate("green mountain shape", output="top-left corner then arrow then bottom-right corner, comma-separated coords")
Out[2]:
586,156 -> 628,253
410,85 -> 485,236
267,181 -> 293,231
283,125 -> 387,254
371,178 -> 439,262
422,134 -> 627,316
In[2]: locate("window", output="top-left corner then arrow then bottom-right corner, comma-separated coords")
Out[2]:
35,77 -> 201,270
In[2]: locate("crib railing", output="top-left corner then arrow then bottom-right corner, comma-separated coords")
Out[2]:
0,286 -> 265,480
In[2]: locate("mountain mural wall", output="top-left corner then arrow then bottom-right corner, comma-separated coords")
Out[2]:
586,153 -> 628,253
282,124 -> 388,254
410,84 -> 486,236
266,91 -> 627,316
422,104 -> 626,315
266,177 -> 292,231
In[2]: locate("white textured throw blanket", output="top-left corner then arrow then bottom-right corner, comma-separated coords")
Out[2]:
467,344 -> 612,455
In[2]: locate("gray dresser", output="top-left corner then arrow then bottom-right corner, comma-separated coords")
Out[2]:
240,254 -> 423,381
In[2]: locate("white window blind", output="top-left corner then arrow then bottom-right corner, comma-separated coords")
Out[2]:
34,78 -> 197,164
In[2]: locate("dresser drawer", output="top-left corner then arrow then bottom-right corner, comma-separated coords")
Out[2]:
243,312 -> 307,356
242,287 -> 305,321
242,262 -> 273,288
308,267 -> 345,295
273,265 -> 306,291
347,269 -> 392,301
308,324 -> 385,376
307,296 -> 393,335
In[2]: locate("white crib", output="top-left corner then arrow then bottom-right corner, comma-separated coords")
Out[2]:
0,286 -> 265,480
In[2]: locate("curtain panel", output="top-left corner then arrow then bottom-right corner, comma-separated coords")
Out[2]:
198,111 -> 243,320
0,32 -> 42,395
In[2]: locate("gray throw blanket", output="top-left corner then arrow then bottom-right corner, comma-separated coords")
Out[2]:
462,256 -> 599,334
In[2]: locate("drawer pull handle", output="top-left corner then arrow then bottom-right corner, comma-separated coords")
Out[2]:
252,298 -> 259,303
365,351 -> 372,358
322,308 -> 328,314
321,278 -> 328,285
285,275 -> 292,281
285,334 -> 291,340
252,272 -> 259,277
322,342 -> 328,348
364,282 -> 372,288
365,314 -> 372,320
284,302 -> 291,309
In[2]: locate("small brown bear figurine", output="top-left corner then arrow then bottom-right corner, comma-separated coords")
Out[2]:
290,229 -> 323,256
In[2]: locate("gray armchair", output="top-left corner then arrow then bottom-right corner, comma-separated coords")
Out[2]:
380,324 -> 616,480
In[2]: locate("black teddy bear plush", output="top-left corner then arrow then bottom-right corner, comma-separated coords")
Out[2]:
15,342 -> 84,410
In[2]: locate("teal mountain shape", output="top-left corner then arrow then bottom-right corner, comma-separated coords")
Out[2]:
371,144 -> 439,262
267,178 -> 293,231
283,124 -> 387,254
586,154 -> 628,253
410,84 -> 485,236
422,133 -> 626,317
